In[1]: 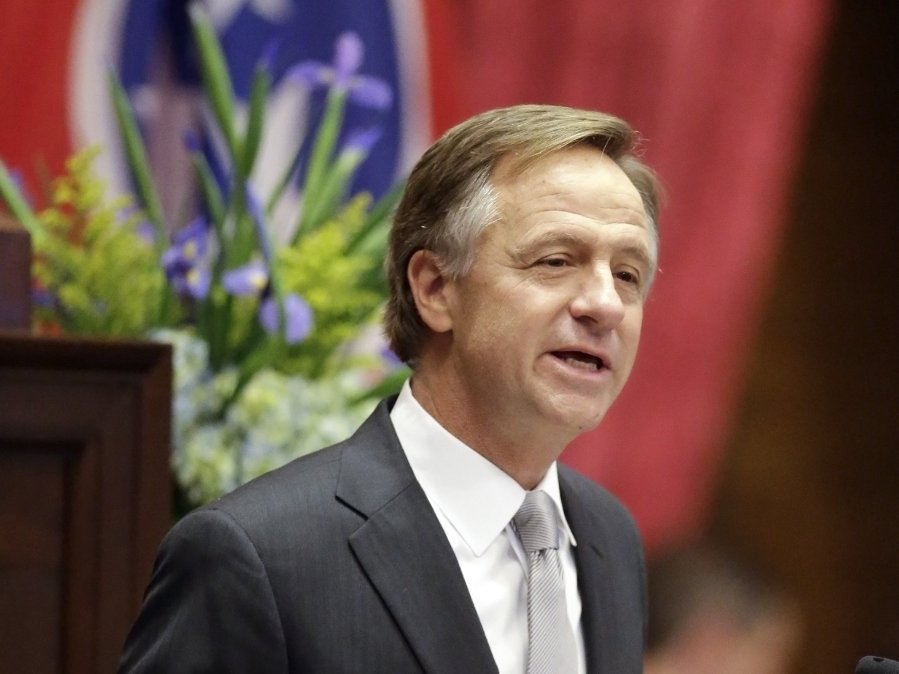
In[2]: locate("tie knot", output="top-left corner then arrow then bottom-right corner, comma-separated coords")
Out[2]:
513,490 -> 560,554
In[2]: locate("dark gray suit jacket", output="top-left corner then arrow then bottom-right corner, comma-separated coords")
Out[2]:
119,398 -> 646,673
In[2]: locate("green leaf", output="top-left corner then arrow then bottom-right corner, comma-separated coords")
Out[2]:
188,4 -> 238,159
299,152 -> 357,233
265,133 -> 307,216
349,366 -> 410,405
107,71 -> 167,253
189,150 -> 226,230
0,159 -> 45,245
293,89 -> 347,242
345,180 -> 404,254
239,62 -> 271,178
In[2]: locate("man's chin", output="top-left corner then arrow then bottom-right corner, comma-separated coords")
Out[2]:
539,399 -> 610,439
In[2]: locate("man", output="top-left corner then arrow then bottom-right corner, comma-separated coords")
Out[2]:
119,104 -> 662,673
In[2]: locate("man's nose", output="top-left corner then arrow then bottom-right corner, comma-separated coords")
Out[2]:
569,267 -> 626,329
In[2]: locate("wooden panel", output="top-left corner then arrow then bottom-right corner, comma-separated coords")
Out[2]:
0,215 -> 31,331
0,445 -> 70,673
0,334 -> 172,674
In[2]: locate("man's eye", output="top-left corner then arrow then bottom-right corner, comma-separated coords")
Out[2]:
616,270 -> 640,284
540,257 -> 568,268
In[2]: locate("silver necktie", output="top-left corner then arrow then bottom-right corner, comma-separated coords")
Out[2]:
514,490 -> 578,673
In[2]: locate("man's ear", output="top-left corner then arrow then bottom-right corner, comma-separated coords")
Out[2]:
407,249 -> 454,334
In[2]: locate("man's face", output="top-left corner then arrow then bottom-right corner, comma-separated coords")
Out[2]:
442,146 -> 655,445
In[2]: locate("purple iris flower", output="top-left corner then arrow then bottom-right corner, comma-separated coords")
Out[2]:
162,217 -> 212,300
259,39 -> 280,74
114,204 -> 156,244
134,219 -> 157,244
341,127 -> 383,159
260,293 -> 314,345
164,217 -> 210,264
173,267 -> 211,300
286,32 -> 392,110
222,262 -> 269,296
182,129 -> 202,154
380,345 -> 404,369
32,288 -> 56,309
182,129 -> 229,202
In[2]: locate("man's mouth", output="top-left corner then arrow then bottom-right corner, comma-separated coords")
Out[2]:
551,351 -> 607,371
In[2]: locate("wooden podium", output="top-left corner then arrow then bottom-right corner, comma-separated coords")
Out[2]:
0,221 -> 172,674
0,214 -> 31,330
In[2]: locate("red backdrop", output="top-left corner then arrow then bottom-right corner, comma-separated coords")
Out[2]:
426,0 -> 833,550
0,0 -> 81,199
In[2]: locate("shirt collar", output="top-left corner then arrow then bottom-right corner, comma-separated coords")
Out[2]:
390,380 -> 576,556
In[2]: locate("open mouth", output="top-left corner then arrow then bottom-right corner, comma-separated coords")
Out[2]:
551,351 -> 607,372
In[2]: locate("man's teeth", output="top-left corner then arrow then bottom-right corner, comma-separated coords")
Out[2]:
559,353 -> 602,370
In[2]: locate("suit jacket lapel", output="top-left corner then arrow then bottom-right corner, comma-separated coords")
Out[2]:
336,401 -> 498,674
559,470 -> 615,674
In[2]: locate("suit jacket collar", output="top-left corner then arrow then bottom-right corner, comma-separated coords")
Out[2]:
335,399 -> 499,674
559,466 -> 618,674
335,401 -> 624,674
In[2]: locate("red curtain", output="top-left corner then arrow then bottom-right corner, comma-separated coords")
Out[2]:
0,0 -> 80,199
428,0 -> 833,551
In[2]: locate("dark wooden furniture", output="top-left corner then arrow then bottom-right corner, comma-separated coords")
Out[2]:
0,215 -> 31,330
0,334 -> 171,673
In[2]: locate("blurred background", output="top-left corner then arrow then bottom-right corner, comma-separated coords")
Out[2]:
1,0 -> 896,672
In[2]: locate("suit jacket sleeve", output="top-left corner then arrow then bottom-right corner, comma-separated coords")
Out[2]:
118,507 -> 289,673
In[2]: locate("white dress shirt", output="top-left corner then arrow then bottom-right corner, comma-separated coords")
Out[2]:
390,381 -> 586,674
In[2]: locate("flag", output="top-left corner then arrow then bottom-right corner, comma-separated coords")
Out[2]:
2,0 -> 435,212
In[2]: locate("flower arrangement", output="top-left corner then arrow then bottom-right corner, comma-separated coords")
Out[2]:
0,6 -> 408,506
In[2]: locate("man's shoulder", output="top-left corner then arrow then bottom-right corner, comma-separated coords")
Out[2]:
176,441 -> 346,546
557,463 -> 626,508
190,397 -> 400,533
557,463 -> 641,538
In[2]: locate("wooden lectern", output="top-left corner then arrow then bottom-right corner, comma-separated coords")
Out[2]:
0,214 -> 31,330
0,218 -> 173,673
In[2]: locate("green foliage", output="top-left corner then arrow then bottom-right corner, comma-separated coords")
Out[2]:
279,194 -> 385,375
31,147 -> 166,336
0,8 -> 407,506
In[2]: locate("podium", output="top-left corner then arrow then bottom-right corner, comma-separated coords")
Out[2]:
0,223 -> 172,673
0,214 -> 30,330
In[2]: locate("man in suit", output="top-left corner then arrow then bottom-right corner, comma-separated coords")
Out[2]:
119,103 -> 662,673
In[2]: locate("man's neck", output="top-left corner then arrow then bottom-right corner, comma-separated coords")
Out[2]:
408,371 -> 568,490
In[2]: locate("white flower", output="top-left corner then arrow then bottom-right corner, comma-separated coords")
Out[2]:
155,332 -> 383,503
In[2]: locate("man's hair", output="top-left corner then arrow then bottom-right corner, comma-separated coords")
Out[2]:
383,103 -> 662,364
